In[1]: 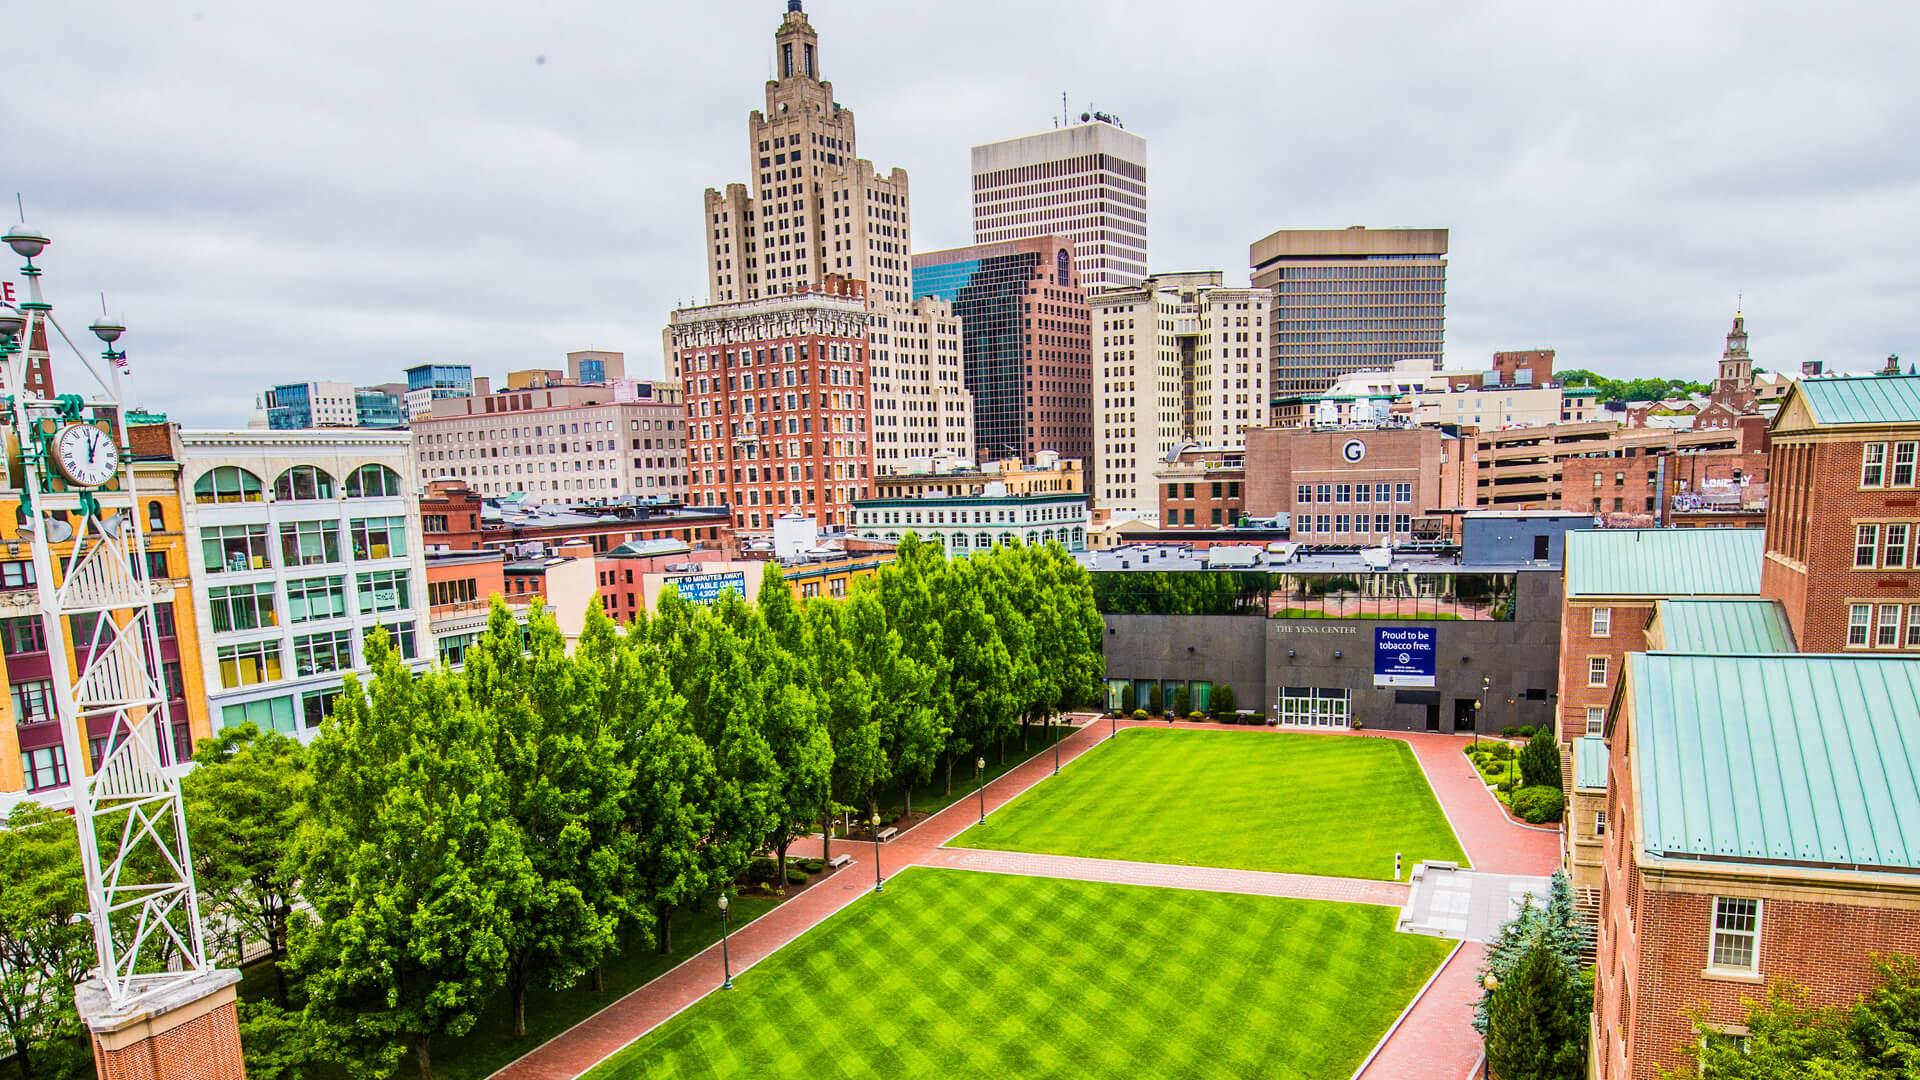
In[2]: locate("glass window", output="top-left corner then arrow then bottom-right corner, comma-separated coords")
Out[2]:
293,629 -> 354,677
1886,524 -> 1910,569
1595,810 -> 1607,836
346,464 -> 403,498
1335,483 -> 1351,503
208,583 -> 277,633
1879,605 -> 1903,647
147,500 -> 166,531
152,603 -> 177,638
10,678 -> 54,724
279,520 -> 341,566
1335,514 -> 1350,533
1591,608 -> 1612,637
1849,603 -> 1872,647
1588,656 -> 1608,687
436,631 -> 479,667
350,517 -> 408,560
1910,605 -> 1920,648
0,616 -> 46,653
219,696 -> 297,735
193,466 -> 263,504
145,550 -> 170,579
21,745 -> 67,791
286,576 -> 347,622
0,560 -> 35,589
1395,482 -> 1412,503
1863,443 -> 1888,487
1710,897 -> 1760,971
302,689 -> 342,729
356,570 -> 411,613
1896,443 -> 1918,487
1296,484 -> 1312,504
272,466 -> 336,501
1856,524 -> 1880,568
1394,514 -> 1411,533
202,524 -> 271,573
1586,707 -> 1604,735
1315,484 -> 1331,503
217,640 -> 282,688
365,621 -> 417,660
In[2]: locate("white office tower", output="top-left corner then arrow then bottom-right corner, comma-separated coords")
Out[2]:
971,114 -> 1147,292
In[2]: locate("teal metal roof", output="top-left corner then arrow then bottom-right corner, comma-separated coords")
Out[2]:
1655,599 -> 1796,653
1564,529 -> 1766,598
1796,374 -> 1920,426
1573,736 -> 1609,790
1630,653 -> 1920,871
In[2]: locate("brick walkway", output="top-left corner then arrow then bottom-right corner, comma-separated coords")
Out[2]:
491,719 -> 1541,1080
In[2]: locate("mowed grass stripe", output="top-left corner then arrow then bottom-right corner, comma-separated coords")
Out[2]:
950,729 -> 1468,880
586,867 -> 1455,1080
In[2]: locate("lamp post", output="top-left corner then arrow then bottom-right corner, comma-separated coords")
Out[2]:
1052,717 -> 1061,775
1475,674 -> 1490,747
870,812 -> 884,893
718,894 -> 734,990
975,756 -> 986,824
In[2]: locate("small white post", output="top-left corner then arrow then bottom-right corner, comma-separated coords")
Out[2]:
1395,852 -> 1402,881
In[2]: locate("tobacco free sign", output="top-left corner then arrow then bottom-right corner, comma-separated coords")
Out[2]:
1374,626 -> 1436,687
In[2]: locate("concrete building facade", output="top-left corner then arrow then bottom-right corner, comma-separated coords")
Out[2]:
970,116 -> 1148,291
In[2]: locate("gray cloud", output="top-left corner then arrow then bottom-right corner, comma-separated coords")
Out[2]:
5,0 -> 1916,425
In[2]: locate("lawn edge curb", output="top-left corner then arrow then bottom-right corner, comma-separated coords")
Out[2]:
1377,733 -> 1476,871
1464,761 -> 1565,834
1347,937 -> 1466,1080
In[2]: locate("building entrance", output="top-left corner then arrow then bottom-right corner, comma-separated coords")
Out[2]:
1278,687 -> 1351,729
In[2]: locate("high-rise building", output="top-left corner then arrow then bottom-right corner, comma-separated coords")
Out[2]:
1091,272 -> 1271,520
265,381 -> 359,429
971,116 -> 1148,291
692,1 -> 972,475
1249,226 -> 1448,402
912,237 -> 1092,465
668,278 -> 874,533
405,364 -> 474,420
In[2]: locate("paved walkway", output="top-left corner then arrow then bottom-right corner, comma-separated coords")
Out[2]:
1400,866 -> 1553,943
492,719 -> 1549,1080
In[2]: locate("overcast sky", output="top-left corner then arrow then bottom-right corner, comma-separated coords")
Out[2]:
7,0 -> 1916,425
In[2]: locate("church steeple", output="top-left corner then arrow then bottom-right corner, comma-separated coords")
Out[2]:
1720,310 -> 1752,390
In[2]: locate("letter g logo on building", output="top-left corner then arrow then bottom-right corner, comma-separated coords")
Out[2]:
1342,439 -> 1366,464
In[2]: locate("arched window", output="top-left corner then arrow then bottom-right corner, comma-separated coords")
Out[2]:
273,466 -> 335,502
193,467 -> 263,505
146,501 -> 165,531
345,464 -> 402,498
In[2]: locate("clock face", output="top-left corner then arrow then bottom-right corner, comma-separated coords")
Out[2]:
53,424 -> 119,488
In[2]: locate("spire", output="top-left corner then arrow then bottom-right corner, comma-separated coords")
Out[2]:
788,0 -> 803,11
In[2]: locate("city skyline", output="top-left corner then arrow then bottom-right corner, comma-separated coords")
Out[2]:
6,0 -> 1916,425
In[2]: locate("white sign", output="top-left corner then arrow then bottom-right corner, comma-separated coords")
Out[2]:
1342,439 -> 1367,464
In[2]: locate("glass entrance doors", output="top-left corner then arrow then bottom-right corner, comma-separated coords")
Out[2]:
1278,688 -> 1351,729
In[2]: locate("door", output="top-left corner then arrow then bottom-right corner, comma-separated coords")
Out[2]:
1426,698 -> 1441,731
1454,698 -> 1477,731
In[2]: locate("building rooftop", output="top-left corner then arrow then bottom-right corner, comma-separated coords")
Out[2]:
1074,546 -> 1545,574
1629,652 -> 1920,873
1654,598 -> 1796,653
1791,373 -> 1920,426
1573,735 -> 1609,791
1563,528 -> 1766,598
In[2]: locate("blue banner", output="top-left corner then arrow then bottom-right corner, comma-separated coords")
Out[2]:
1374,626 -> 1437,688
665,571 -> 748,607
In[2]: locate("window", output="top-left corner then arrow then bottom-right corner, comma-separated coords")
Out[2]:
202,524 -> 271,573
1595,810 -> 1607,837
217,640 -> 282,688
10,679 -> 54,724
193,466 -> 263,504
1863,443 -> 1888,487
0,616 -> 45,653
220,697 -> 296,735
1296,484 -> 1313,504
1909,605 -> 1920,648
1395,482 -> 1412,503
21,746 -> 67,791
350,517 -> 408,560
147,500 -> 166,531
153,603 -> 177,638
357,570 -> 411,613
303,689 -> 342,729
1335,483 -> 1351,503
1849,603 -> 1873,647
1856,524 -> 1881,568
1886,524 -> 1910,569
145,550 -> 170,579
208,583 -> 276,633
1335,514 -> 1350,533
1709,897 -> 1760,971
1879,604 -> 1903,648
365,621 -> 417,659
273,465 -> 335,501
1588,656 -> 1608,687
346,464 -> 403,498
1591,608 -> 1612,637
286,576 -> 347,622
1586,707 -> 1605,735
1897,443 -> 1919,487
293,630 -> 354,676
0,560 -> 35,589
280,520 -> 341,566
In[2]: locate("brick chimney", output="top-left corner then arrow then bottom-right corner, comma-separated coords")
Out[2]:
77,970 -> 248,1080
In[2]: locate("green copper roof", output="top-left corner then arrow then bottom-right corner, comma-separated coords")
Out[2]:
1573,736 -> 1609,790
1655,598 -> 1796,653
1630,653 -> 1920,871
1564,529 -> 1766,598
1795,374 -> 1920,426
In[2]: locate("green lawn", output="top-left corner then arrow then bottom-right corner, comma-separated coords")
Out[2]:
950,729 -> 1468,879
586,867 -> 1453,1080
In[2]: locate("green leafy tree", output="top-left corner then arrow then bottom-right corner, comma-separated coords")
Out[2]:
1120,683 -> 1136,713
807,595 -> 888,859
942,553 -> 1018,789
1148,683 -> 1164,715
182,722 -> 310,1003
0,803 -> 92,1079
292,632 -> 528,1080
747,573 -> 833,880
1520,730 -> 1560,789
236,999 -> 323,1080
1674,955 -> 1920,1079
869,534 -> 952,810
1485,943 -> 1590,1080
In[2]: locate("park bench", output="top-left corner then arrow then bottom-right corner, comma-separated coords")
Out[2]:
828,853 -> 853,871
875,826 -> 898,843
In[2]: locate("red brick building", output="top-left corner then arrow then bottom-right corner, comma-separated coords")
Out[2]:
1243,425 -> 1471,545
1155,446 -> 1247,528
667,277 -> 876,534
1597,653 -> 1920,1080
1763,374 -> 1920,652
419,480 -> 731,555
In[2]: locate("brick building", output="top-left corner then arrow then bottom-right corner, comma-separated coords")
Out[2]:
1596,653 -> 1920,1080
419,481 -> 731,555
1559,428 -> 1769,528
1156,446 -> 1246,529
1243,425 -> 1471,545
1763,373 -> 1920,653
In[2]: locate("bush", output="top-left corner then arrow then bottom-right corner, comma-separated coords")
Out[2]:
1131,709 -> 1150,721
1147,684 -> 1164,714
746,856 -> 781,884
1120,683 -> 1136,713
1500,726 -> 1521,739
1519,731 -> 1559,788
1511,785 -> 1564,824
1496,779 -> 1515,795
1172,685 -> 1191,716
799,858 -> 824,873
786,867 -> 809,885
1188,711 -> 1206,721
1516,725 -> 1537,739
1212,685 -> 1236,715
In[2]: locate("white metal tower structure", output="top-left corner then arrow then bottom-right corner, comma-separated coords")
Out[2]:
0,220 -> 211,1009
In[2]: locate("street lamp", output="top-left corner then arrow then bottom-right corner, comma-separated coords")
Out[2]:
1483,973 -> 1499,992
1473,674 -> 1489,747
871,812 -> 884,893
1052,716 -> 1061,775
975,756 -> 986,824
717,894 -> 734,990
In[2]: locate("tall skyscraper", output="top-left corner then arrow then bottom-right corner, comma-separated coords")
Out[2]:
971,116 -> 1148,292
912,237 -> 1092,466
690,1 -> 972,479
1249,226 -> 1448,403
1091,272 -> 1271,520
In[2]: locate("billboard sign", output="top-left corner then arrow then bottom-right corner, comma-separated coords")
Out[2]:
1374,626 -> 1436,688
665,571 -> 747,607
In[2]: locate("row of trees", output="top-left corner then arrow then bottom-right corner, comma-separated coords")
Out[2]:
0,536 -> 1102,1080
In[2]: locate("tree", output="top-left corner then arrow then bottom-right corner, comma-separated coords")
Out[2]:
292,632 -> 528,1080
807,595 -> 888,859
869,534 -> 952,807
1475,871 -> 1590,1034
182,722 -> 310,1004
1485,943 -> 1589,1080
0,803 -> 92,1079
1212,685 -> 1235,715
1147,683 -> 1164,714
1519,730 -> 1560,789
729,577 -> 831,882
1120,683 -> 1136,713
940,553 -> 1016,790
1173,685 -> 1191,716
1675,955 -> 1920,1079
